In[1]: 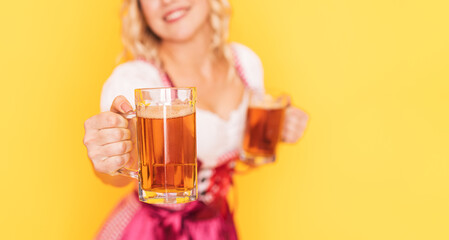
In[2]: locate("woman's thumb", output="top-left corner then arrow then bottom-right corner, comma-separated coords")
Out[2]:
110,95 -> 133,113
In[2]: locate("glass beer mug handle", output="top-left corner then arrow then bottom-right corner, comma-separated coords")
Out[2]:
116,110 -> 138,179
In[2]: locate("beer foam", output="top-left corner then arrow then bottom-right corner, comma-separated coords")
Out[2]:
250,101 -> 286,109
137,104 -> 195,118
250,95 -> 286,109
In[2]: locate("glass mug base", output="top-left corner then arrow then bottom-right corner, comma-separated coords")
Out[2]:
240,151 -> 276,166
138,185 -> 198,204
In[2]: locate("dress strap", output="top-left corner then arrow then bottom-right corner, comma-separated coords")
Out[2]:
230,45 -> 250,89
136,58 -> 175,87
157,68 -> 175,87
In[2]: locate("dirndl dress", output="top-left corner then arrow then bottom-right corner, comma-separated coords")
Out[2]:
96,43 -> 264,240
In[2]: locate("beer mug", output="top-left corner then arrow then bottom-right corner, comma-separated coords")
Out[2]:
241,91 -> 289,166
117,88 -> 197,204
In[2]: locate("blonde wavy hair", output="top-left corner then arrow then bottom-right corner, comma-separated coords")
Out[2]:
120,0 -> 234,74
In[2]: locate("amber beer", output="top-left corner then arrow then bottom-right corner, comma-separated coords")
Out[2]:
136,105 -> 196,194
135,105 -> 197,203
241,92 -> 288,165
243,107 -> 285,155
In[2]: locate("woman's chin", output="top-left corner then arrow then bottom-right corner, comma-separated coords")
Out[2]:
158,21 -> 208,44
162,31 -> 199,43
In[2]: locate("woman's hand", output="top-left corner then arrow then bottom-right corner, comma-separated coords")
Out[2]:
83,96 -> 136,186
281,106 -> 309,143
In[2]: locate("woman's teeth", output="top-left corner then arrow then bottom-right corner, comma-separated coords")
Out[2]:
165,10 -> 186,22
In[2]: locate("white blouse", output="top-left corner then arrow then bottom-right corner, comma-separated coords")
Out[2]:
100,43 -> 264,170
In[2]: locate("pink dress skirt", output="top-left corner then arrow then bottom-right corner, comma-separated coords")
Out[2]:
96,191 -> 237,240
97,155 -> 238,240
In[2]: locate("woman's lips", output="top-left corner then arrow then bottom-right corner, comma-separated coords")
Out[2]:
164,8 -> 189,23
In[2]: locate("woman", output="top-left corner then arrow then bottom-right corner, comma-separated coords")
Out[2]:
83,0 -> 308,239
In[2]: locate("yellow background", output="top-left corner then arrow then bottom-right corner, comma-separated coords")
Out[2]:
1,0 -> 448,239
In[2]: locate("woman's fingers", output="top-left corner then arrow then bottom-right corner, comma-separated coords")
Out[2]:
87,140 -> 133,173
84,111 -> 128,130
282,106 -> 309,143
83,95 -> 136,175
282,127 -> 305,143
97,128 -> 131,146
84,128 -> 131,147
100,140 -> 133,158
94,153 -> 131,174
286,106 -> 309,121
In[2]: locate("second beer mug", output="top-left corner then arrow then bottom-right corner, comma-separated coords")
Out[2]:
241,91 -> 288,166
117,87 -> 197,204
